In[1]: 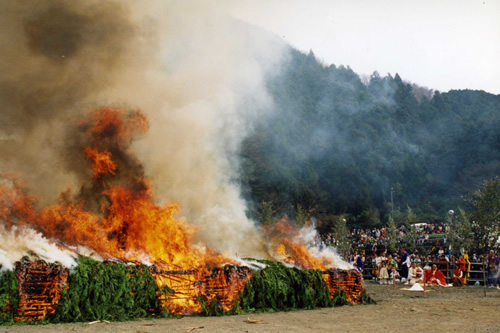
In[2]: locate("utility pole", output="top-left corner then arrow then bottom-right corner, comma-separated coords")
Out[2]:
391,187 -> 394,219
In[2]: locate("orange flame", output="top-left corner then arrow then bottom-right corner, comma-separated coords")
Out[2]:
0,107 -> 238,314
264,217 -> 327,270
14,259 -> 68,321
84,147 -> 117,180
0,107 -> 358,315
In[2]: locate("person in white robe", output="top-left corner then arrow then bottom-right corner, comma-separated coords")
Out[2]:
407,262 -> 423,285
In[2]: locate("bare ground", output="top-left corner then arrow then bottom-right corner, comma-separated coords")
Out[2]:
3,282 -> 500,333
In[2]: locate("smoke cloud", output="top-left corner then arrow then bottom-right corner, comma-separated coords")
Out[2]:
0,224 -> 76,271
0,0 -> 287,258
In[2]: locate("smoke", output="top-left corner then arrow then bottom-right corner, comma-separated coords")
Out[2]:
0,224 -> 76,271
296,222 -> 353,270
0,0 -> 286,258
0,0 -> 136,201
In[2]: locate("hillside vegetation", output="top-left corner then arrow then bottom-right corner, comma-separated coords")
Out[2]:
240,48 -> 500,231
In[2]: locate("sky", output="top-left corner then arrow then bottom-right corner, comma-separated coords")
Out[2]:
227,0 -> 500,94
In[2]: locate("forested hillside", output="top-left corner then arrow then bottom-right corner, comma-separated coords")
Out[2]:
240,48 -> 500,231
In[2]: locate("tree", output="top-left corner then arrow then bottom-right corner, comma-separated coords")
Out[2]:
386,216 -> 398,254
295,204 -> 310,226
446,208 -> 474,254
258,201 -> 277,225
332,216 -> 352,257
403,206 -> 418,252
466,177 -> 500,252
240,47 -> 500,227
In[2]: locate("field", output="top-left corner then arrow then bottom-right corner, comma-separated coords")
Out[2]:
3,282 -> 500,333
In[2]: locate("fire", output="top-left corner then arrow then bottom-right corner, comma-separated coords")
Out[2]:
264,218 -> 328,270
84,147 -> 117,180
0,107 -> 236,314
151,265 -> 252,314
83,107 -> 149,150
0,107 -> 362,317
14,258 -> 68,321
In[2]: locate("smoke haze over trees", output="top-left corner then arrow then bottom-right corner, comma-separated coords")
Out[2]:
0,0 -> 497,255
240,48 -> 500,231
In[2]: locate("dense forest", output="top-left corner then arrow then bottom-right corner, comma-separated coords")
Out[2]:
240,48 -> 500,232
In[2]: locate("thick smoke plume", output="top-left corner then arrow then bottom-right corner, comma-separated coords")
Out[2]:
0,0 -> 286,258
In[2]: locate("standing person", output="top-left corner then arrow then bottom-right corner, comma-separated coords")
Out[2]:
486,250 -> 500,288
387,255 -> 399,281
463,251 -> 471,284
353,251 -> 364,273
400,249 -> 410,283
372,253 -> 381,280
378,260 -> 390,284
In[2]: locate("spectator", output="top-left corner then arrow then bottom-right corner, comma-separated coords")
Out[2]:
372,253 -> 381,280
407,262 -> 423,285
353,251 -> 364,273
486,250 -> 500,288
387,255 -> 398,281
401,249 -> 411,279
378,260 -> 390,284
453,265 -> 464,286
463,251 -> 471,284
425,264 -> 447,287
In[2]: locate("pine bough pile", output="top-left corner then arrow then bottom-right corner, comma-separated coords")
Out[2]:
0,257 -> 374,324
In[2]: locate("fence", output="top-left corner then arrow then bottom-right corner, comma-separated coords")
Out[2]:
359,256 -> 488,286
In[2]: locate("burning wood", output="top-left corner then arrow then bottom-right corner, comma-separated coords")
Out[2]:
0,108 -> 369,323
151,264 -> 253,314
14,257 -> 68,321
8,257 -> 367,322
322,268 -> 365,304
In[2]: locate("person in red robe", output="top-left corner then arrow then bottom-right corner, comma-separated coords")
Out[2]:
457,255 -> 466,271
453,267 -> 464,286
425,264 -> 447,286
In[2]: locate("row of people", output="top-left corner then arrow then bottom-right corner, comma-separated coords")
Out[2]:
352,248 -> 500,288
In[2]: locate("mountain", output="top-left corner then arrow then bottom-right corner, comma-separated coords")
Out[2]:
240,48 -> 500,230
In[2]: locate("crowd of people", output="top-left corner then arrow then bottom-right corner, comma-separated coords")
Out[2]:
318,222 -> 499,287
347,248 -> 500,289
348,223 -> 446,246
325,223 -> 499,256
329,223 -> 450,255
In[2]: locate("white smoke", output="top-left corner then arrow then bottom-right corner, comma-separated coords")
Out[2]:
0,0 -> 287,261
0,224 -> 76,271
297,222 -> 353,270
98,1 -> 287,257
0,1 -> 353,269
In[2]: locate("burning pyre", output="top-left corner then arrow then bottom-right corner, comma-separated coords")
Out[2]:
0,108 -> 367,322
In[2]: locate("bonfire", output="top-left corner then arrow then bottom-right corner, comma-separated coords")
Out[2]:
0,108 -> 369,323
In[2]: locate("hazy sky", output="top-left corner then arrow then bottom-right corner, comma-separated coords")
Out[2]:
227,0 -> 500,94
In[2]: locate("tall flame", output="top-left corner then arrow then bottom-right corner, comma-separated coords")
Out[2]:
0,107 -> 353,314
1,108 -> 231,271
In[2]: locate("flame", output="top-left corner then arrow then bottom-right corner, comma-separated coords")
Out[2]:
0,107 -> 356,316
264,217 -> 328,270
84,147 -> 117,180
83,107 -> 149,149
15,258 -> 68,321
1,107 -> 238,314
43,108 -> 231,268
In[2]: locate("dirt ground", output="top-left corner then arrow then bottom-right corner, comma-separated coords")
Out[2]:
3,282 -> 500,333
